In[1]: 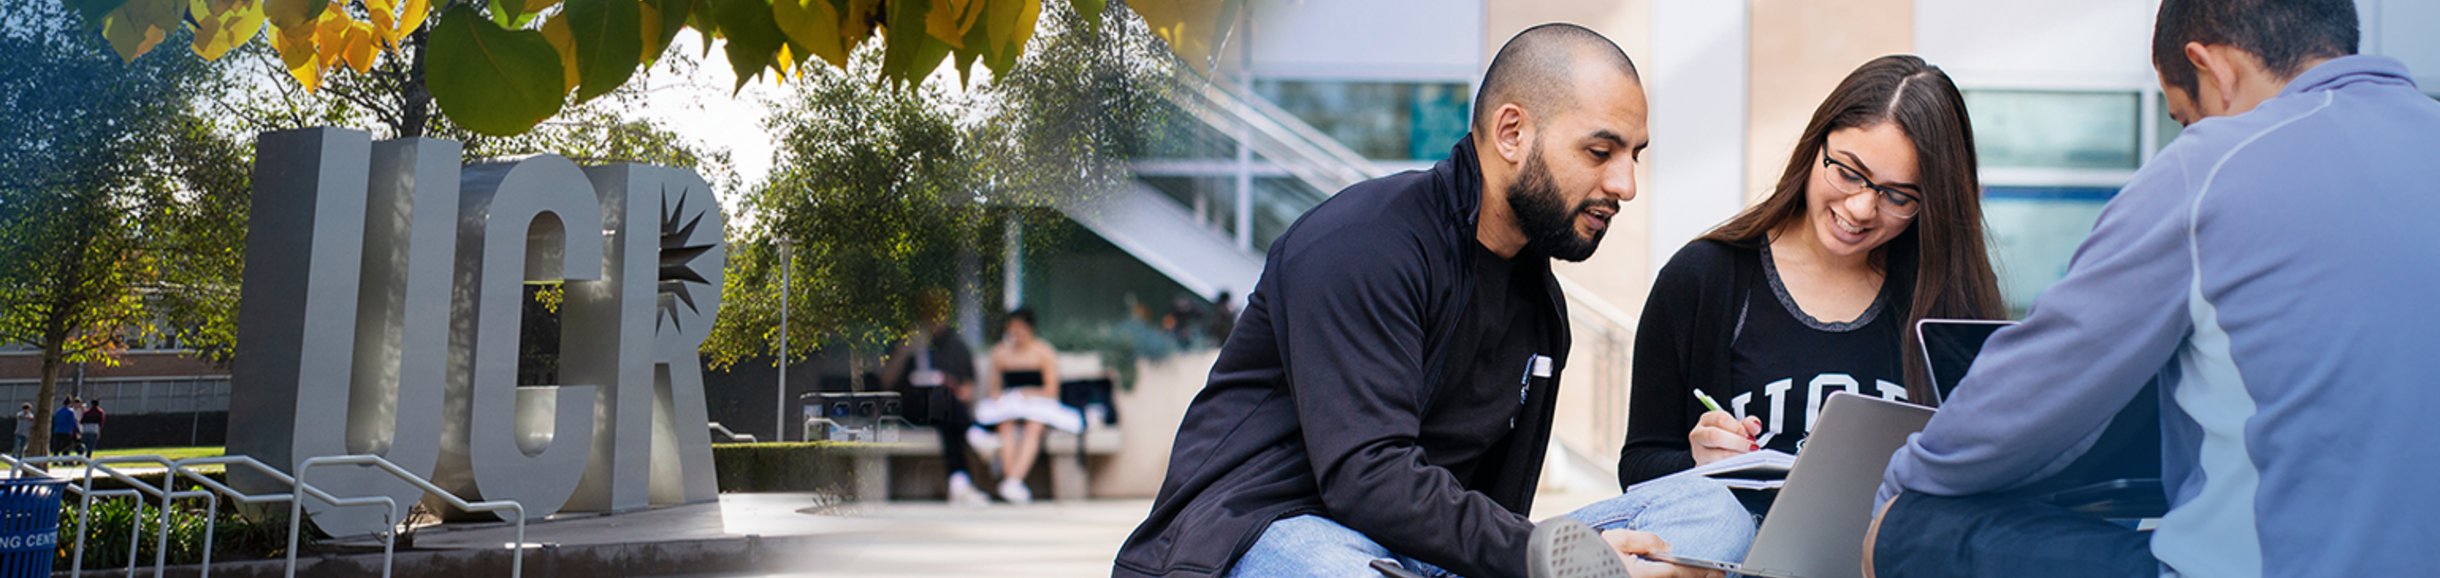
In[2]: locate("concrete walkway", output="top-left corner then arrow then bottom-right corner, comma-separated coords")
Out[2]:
719,487 -> 1619,577
165,486 -> 1622,577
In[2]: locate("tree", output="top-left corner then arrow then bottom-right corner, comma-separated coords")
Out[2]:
700,43 -> 987,370
73,0 -> 1241,136
0,0 -> 236,456
700,1 -> 1171,372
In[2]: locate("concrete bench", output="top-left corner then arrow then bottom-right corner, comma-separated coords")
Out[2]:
847,425 -> 1121,502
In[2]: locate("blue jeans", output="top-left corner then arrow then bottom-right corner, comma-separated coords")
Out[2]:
1229,476 -> 1758,578
1869,490 -> 2154,578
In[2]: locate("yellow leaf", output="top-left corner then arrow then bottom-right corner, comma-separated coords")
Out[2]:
189,0 -> 230,58
639,0 -> 661,56
368,2 -> 397,44
314,9 -> 351,71
924,0 -> 982,49
272,24 -> 323,91
197,0 -> 268,61
523,0 -> 563,17
391,0 -> 432,49
101,0 -> 184,62
365,0 -> 397,29
774,41 -> 796,78
983,0 -> 1036,70
1128,0 -> 1226,69
264,0 -> 327,30
772,0 -> 846,68
540,15 -> 581,93
838,0 -> 878,48
343,18 -> 378,73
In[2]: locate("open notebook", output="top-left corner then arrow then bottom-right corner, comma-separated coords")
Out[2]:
1627,449 -> 1796,491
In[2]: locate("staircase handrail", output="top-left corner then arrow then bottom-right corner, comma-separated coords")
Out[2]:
293,454 -> 527,578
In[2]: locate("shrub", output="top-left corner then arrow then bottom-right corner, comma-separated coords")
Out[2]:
54,495 -> 310,568
711,442 -> 858,494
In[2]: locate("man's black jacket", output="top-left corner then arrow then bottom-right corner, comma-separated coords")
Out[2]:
1113,138 -> 1570,578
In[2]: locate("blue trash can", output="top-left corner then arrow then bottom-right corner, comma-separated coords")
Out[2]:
0,478 -> 65,577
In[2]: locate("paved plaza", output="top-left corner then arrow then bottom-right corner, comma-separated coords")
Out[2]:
694,487 -> 1618,577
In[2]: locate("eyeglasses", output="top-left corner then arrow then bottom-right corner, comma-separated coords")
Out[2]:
1820,154 -> 1922,219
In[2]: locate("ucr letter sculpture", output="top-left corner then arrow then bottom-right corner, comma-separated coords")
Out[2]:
227,127 -> 725,536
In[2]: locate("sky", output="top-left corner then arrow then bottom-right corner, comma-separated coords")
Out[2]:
634,34 -> 789,191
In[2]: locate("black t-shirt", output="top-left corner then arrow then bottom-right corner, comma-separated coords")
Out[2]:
1422,242 -> 1558,485
1723,242 -> 1905,455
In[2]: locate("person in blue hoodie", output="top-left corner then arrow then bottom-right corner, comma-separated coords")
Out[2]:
1868,1 -> 2440,577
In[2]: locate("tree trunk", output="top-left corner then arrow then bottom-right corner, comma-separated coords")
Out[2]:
400,26 -> 431,139
29,351 -> 57,459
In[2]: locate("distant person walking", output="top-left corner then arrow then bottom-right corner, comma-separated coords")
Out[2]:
13,404 -> 32,456
79,400 -> 104,457
49,398 -> 80,457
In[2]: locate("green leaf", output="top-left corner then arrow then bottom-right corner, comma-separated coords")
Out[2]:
772,0 -> 847,68
565,0 -> 643,102
906,35 -> 951,84
261,0 -> 327,29
489,0 -> 525,27
950,8 -> 990,85
688,0 -> 721,57
1069,0 -> 1101,27
66,0 -> 135,28
643,0 -> 692,65
428,3 -> 569,136
879,0 -> 926,85
710,0 -> 786,92
980,0 -> 1035,75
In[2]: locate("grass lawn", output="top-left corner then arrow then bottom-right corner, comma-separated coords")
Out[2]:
92,446 -> 224,461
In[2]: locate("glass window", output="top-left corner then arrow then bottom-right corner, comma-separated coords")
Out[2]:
2154,92 -> 2184,151
1253,80 -> 1473,161
1964,91 -> 2141,170
1982,187 -> 2116,316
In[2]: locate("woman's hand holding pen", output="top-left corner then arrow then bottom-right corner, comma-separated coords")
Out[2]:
1689,411 -> 1764,466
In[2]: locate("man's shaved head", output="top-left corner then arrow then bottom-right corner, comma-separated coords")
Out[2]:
1473,23 -> 1641,136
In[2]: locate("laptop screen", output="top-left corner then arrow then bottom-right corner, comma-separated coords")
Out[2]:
1915,319 -> 2015,404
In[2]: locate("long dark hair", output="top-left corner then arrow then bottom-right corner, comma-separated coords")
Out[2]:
1699,55 -> 2005,404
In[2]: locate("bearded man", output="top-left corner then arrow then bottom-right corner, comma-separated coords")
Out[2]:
1115,23 -> 1706,578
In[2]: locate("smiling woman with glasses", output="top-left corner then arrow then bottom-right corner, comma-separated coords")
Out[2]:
1585,55 -> 2008,564
1623,54 -> 2007,483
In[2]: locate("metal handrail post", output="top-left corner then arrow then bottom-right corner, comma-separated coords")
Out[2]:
294,455 -> 524,578
89,455 -> 214,578
175,456 -> 309,578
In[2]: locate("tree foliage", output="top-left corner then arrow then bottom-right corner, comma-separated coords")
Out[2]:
701,2 -> 1171,369
1,0 -> 249,455
73,0 -> 1241,136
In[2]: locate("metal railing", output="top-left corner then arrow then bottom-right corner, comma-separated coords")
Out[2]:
0,452 -> 528,578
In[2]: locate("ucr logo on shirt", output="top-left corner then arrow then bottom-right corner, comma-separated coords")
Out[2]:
224,127 -> 725,537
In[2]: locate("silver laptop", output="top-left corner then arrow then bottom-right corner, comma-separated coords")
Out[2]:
1645,392 -> 1934,578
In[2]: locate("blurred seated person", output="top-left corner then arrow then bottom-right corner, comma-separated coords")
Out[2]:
973,308 -> 1080,504
882,289 -> 987,507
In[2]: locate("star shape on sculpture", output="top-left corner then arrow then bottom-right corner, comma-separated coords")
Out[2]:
658,184 -> 716,333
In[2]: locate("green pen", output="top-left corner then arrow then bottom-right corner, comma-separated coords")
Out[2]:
1692,389 -> 1726,413
1692,389 -> 1759,451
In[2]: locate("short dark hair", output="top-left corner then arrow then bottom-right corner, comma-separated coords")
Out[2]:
1004,307 -> 1036,331
2153,0 -> 2358,95
1472,23 -> 1640,137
